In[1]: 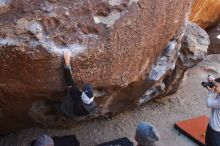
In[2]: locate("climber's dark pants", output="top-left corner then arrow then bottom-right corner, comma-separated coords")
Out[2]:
205,124 -> 220,146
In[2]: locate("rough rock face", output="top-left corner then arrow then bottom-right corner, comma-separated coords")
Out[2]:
138,22 -> 210,105
190,54 -> 220,80
208,23 -> 220,54
190,0 -> 220,29
0,0 -> 193,133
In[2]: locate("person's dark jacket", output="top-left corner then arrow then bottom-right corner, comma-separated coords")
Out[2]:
61,65 -> 96,118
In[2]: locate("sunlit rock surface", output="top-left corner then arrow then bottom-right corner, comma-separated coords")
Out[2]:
190,0 -> 220,29
0,0 -> 192,133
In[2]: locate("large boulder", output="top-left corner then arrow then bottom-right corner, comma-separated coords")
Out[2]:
190,0 -> 220,29
208,23 -> 220,54
0,0 -> 193,133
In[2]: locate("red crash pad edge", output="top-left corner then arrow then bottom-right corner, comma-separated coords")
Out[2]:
174,115 -> 209,146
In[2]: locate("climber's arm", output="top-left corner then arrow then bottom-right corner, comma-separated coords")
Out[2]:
63,64 -> 76,87
63,50 -> 77,88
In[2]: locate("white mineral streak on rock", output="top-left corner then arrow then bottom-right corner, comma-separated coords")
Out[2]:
94,0 -> 139,27
128,0 -> 139,6
40,2 -> 54,12
13,19 -> 87,56
40,1 -> 70,17
149,40 -> 178,81
94,11 -> 121,27
108,0 -> 122,6
0,0 -> 7,5
138,82 -> 165,105
0,37 -> 20,47
0,0 -> 12,14
0,0 -> 11,5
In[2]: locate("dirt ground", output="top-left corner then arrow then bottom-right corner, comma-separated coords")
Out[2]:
0,67 -> 212,146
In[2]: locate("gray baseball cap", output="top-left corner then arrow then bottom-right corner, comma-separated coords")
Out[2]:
135,122 -> 160,146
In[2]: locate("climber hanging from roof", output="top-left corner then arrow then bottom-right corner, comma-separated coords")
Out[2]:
60,50 -> 96,119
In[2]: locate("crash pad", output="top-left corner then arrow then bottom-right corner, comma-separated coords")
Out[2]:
174,115 -> 209,146
96,137 -> 134,146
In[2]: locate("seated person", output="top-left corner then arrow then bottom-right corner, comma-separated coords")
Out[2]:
61,50 -> 96,119
96,121 -> 159,146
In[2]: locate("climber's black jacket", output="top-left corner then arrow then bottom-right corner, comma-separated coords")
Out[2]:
61,65 -> 96,118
